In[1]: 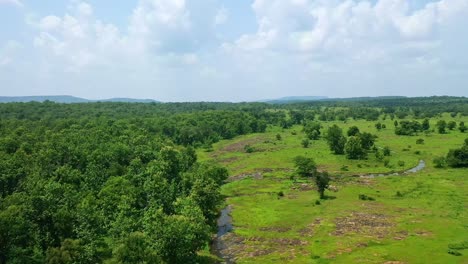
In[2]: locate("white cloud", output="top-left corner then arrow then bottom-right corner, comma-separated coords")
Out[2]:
39,16 -> 62,31
228,0 -> 468,60
2,0 -> 467,100
214,7 -> 228,26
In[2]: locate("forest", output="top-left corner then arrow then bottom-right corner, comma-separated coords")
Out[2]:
0,96 -> 467,263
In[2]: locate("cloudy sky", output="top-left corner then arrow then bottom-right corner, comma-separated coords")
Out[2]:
0,0 -> 467,101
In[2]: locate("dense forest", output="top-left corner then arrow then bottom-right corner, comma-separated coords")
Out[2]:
0,96 -> 467,263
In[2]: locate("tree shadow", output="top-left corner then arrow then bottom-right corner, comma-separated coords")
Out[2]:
322,195 -> 336,200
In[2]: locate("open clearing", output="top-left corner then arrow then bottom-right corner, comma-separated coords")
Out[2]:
200,115 -> 468,263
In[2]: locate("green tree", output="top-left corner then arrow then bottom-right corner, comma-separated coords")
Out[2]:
293,156 -> 317,178
436,120 -> 447,134
303,122 -> 321,140
325,125 -> 346,154
315,172 -> 330,199
301,138 -> 310,148
459,122 -> 467,133
358,132 -> 377,150
111,232 -> 161,264
383,146 -> 391,156
447,121 -> 457,130
347,126 -> 360,137
445,139 -> 468,168
375,122 -> 382,130
345,136 -> 366,160
422,119 -> 430,130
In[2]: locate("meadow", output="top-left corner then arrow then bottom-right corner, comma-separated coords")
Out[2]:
199,114 -> 468,263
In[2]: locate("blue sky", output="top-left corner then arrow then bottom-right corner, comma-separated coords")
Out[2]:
0,0 -> 467,102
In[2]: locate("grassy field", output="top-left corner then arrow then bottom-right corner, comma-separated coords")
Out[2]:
199,115 -> 468,263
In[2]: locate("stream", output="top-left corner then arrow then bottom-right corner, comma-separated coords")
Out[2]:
211,205 -> 235,263
361,160 -> 426,178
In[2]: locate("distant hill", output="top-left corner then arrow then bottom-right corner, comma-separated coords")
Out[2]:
0,96 -> 160,103
0,96 -> 90,103
261,96 -> 328,104
97,98 -> 159,103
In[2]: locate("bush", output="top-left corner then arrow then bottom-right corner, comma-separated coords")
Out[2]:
277,191 -> 284,198
383,146 -> 391,156
384,159 -> 390,167
358,194 -> 375,201
448,250 -> 462,256
416,138 -> 424,144
276,134 -> 282,140
244,144 -> 255,153
395,191 -> 403,197
398,160 -> 405,167
291,131 -> 297,135
315,200 -> 321,205
433,156 -> 447,168
301,138 -> 310,148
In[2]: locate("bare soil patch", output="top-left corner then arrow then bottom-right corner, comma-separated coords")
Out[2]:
332,212 -> 394,239
229,172 -> 263,182
220,137 -> 265,152
298,218 -> 322,237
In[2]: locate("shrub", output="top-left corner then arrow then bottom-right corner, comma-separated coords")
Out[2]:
358,194 -> 375,201
277,191 -> 284,198
416,138 -> 424,144
244,144 -> 255,153
398,161 -> 405,167
433,156 -> 446,168
448,250 -> 462,256
384,159 -> 390,167
301,138 -> 310,148
315,200 -> 321,205
276,134 -> 282,140
383,146 -> 391,156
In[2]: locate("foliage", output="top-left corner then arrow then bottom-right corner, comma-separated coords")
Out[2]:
0,103 -> 230,263
395,120 -> 422,136
303,122 -> 321,140
445,139 -> 468,168
347,126 -> 360,137
358,132 -> 377,150
301,138 -> 310,148
315,172 -> 330,199
345,136 -> 367,160
293,156 -> 317,178
436,120 -> 447,134
459,122 -> 467,133
447,121 -> 457,130
325,125 -> 346,155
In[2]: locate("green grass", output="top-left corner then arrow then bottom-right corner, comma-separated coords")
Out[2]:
199,115 -> 468,263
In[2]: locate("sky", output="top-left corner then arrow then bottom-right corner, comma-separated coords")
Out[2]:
0,0 -> 467,102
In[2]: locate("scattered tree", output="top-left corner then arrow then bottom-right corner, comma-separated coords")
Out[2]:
448,121 -> 457,130
303,122 -> 321,140
347,126 -> 360,137
345,136 -> 367,160
460,122 -> 467,133
436,120 -> 447,134
315,172 -> 330,199
325,125 -> 347,154
294,156 -> 317,178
